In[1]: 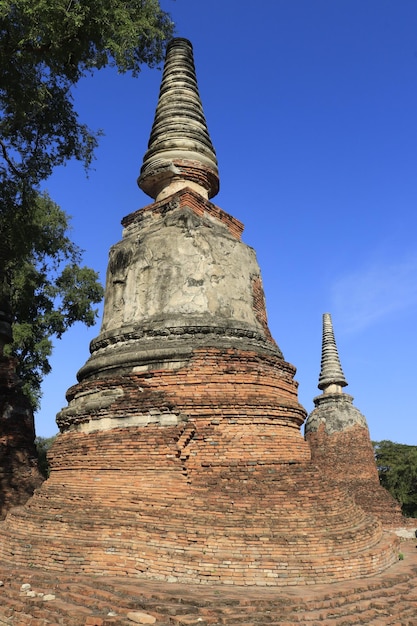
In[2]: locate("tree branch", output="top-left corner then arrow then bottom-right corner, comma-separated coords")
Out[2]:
0,139 -> 24,179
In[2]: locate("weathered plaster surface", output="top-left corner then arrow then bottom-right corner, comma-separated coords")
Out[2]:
305,393 -> 368,435
76,197 -> 280,382
101,206 -> 264,335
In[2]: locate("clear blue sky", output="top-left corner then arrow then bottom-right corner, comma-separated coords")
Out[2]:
38,0 -> 417,445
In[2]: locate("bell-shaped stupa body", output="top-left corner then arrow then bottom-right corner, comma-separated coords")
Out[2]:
73,37 -> 280,390
0,40 -> 399,584
305,313 -> 405,528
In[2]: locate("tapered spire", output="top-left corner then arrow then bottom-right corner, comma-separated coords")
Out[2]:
318,313 -> 347,392
138,38 -> 219,201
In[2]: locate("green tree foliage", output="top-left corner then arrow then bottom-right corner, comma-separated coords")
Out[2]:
35,435 -> 56,478
3,192 -> 104,408
0,1 -> 174,407
374,440 -> 417,518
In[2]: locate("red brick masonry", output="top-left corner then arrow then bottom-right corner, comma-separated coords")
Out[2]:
0,348 -> 399,585
1,539 -> 416,625
306,422 -> 406,528
0,356 -> 44,519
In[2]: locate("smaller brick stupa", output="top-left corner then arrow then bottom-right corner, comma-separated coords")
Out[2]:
305,313 -> 405,528
0,304 -> 43,519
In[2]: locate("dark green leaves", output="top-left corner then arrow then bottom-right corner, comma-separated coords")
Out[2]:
0,1 -> 173,408
4,194 -> 104,409
374,440 -> 417,518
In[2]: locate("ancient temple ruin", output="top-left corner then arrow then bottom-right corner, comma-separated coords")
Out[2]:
305,313 -> 405,528
0,307 -> 43,519
0,38 -> 399,585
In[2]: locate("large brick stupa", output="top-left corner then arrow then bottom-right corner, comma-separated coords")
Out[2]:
0,39 -> 399,585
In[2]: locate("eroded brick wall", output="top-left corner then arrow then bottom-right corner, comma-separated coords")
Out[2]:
61,348 -> 307,448
306,423 -> 405,528
0,357 -> 44,518
0,423 -> 398,584
0,348 -> 399,584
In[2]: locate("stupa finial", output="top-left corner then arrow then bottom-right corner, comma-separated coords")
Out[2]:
138,38 -> 219,201
318,313 -> 347,392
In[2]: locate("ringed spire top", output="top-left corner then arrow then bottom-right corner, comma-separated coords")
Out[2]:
318,313 -> 348,392
138,38 -> 219,201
